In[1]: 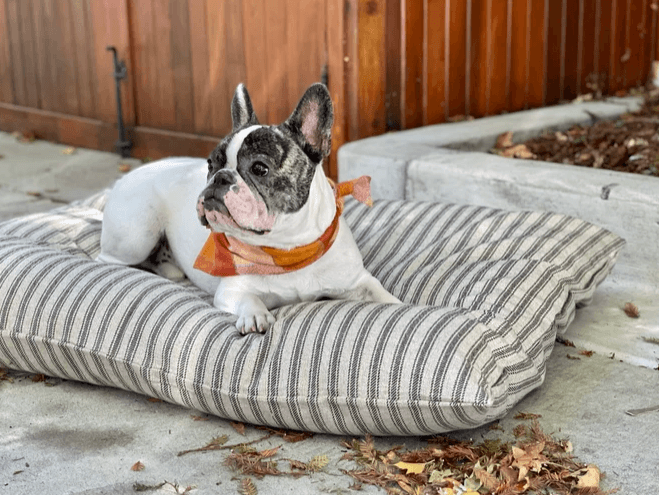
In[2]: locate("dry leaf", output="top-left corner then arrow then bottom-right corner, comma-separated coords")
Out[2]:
501,144 -> 535,159
130,461 -> 145,471
496,131 -> 514,149
118,163 -> 132,173
26,191 -> 42,197
566,354 -> 581,360
307,454 -> 329,471
578,350 -> 594,357
258,446 -> 281,458
577,464 -> 601,488
191,414 -> 209,421
623,302 -> 640,318
209,435 -> 229,446
61,146 -> 76,155
231,421 -> 246,436
514,412 -> 542,420
394,461 -> 425,474
147,397 -> 162,403
239,477 -> 257,495
31,374 -> 47,383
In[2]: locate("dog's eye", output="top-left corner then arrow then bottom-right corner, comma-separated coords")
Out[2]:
207,158 -> 213,172
250,161 -> 269,177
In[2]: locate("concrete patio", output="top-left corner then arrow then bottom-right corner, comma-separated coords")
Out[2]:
1,129 -> 658,494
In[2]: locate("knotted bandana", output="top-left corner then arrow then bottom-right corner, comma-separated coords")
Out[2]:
193,176 -> 373,276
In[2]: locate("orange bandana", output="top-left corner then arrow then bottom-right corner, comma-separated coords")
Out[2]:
193,176 -> 373,277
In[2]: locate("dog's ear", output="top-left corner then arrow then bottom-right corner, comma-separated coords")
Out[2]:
284,83 -> 333,163
231,83 -> 259,131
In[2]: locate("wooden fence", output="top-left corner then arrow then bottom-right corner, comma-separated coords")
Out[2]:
1,0 -> 657,179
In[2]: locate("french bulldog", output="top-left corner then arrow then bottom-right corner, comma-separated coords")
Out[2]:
97,83 -> 400,334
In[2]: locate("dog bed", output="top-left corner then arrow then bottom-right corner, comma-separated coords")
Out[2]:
0,192 -> 623,435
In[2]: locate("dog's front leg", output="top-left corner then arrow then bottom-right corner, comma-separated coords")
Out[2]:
350,271 -> 402,304
214,279 -> 276,334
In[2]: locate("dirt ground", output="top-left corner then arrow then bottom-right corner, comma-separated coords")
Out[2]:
492,87 -> 659,178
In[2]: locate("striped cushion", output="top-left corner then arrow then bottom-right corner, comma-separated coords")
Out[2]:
0,193 -> 623,435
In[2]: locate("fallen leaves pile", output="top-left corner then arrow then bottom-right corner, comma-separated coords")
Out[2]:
338,420 -> 608,495
177,417 -> 614,495
491,87 -> 659,177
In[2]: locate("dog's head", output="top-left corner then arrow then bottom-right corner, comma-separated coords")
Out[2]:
198,83 -> 334,241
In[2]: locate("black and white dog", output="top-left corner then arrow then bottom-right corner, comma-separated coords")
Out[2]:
97,83 -> 400,334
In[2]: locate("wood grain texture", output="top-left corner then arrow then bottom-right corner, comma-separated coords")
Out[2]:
70,0 -> 97,118
425,0 -> 447,124
509,0 -> 529,111
488,0 -> 508,114
447,0 -> 468,117
402,0 -> 424,128
545,0 -> 563,105
242,0 -> 269,122
327,0 -> 346,179
563,0 -> 580,100
89,0 -> 135,125
0,0 -> 14,104
358,0 -> 386,137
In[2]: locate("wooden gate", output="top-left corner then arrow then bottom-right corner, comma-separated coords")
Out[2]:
0,0 -> 330,166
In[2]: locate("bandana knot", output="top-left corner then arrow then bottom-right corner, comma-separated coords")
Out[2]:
193,176 -> 373,276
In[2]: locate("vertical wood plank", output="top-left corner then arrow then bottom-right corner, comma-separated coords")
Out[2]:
527,0 -> 546,108
264,0 -> 290,123
510,0 -> 529,111
642,0 -> 654,85
153,0 -> 176,129
545,0 -> 562,104
70,0 -> 97,118
580,0 -> 597,95
598,0 -> 613,94
57,0 -> 82,114
608,0 -> 623,93
173,2 -> 195,131
128,0 -> 154,126
242,0 -> 269,122
327,0 -> 346,179
89,0 -> 135,125
16,0 -> 41,108
188,0 -> 214,134
345,0 -> 359,142
563,0 -> 580,100
31,0 -> 57,111
488,0 -> 508,114
624,0 -> 645,87
357,0 -> 386,137
205,0 -> 231,135
286,0 -> 325,113
402,0 -> 424,128
7,0 -> 29,106
469,0 -> 488,117
384,0 -> 401,130
425,0 -> 446,124
0,0 -> 14,103
447,0 -> 468,117
225,0 -> 247,117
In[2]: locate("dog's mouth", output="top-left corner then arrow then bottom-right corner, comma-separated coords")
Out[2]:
198,196 -> 272,235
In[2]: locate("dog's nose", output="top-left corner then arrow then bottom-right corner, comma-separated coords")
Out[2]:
213,169 -> 237,186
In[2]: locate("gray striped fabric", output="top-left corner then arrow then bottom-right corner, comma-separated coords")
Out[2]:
0,193 -> 624,435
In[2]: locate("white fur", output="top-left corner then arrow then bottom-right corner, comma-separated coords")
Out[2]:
97,157 -> 400,334
225,125 -> 261,170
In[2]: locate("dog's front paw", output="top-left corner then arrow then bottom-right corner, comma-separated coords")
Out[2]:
236,309 -> 276,335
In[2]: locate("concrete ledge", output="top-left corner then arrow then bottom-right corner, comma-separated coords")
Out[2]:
339,96 -> 659,369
